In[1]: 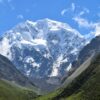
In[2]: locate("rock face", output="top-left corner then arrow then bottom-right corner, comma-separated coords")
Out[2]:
0,19 -> 86,79
0,54 -> 36,88
72,36 -> 100,68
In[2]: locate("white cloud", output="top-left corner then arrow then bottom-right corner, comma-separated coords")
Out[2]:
73,16 -> 94,28
88,23 -> 100,36
94,23 -> 100,36
71,3 -> 75,11
79,11 -> 85,16
61,3 -> 76,16
83,8 -> 89,13
79,8 -> 89,16
17,14 -> 24,19
61,9 -> 68,16
73,16 -> 100,36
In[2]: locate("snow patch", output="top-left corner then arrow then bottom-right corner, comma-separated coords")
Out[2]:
21,38 -> 47,46
0,37 -> 12,60
26,20 -> 36,26
26,69 -> 31,76
50,67 -> 59,77
50,54 -> 67,77
66,63 -> 72,71
25,57 -> 40,68
71,48 -> 78,54
33,39 -> 47,46
21,40 -> 34,45
16,32 -> 20,35
51,40 -> 58,44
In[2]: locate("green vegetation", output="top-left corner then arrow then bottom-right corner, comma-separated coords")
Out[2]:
36,54 -> 100,100
66,55 -> 100,100
0,54 -> 100,100
0,79 -> 38,100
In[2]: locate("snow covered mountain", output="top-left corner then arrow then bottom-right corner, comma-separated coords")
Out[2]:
0,18 -> 86,79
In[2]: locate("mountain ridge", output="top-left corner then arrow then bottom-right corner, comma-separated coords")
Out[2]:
0,19 -> 86,79
0,54 -> 38,91
36,50 -> 100,100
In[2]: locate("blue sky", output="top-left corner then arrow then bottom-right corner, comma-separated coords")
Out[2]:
0,0 -> 100,36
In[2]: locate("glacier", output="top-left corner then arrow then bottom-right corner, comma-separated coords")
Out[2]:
0,18 -> 87,79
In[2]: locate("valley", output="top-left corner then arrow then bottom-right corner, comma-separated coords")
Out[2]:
0,19 -> 99,100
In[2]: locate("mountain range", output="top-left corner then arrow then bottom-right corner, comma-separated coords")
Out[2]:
0,54 -> 38,100
0,19 -> 86,78
0,19 -> 87,88
0,19 -> 100,100
36,36 -> 100,100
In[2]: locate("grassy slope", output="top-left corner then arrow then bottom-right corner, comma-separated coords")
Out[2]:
67,55 -> 100,100
0,79 -> 38,100
36,54 -> 100,100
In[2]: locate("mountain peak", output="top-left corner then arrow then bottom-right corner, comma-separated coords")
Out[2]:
23,18 -> 84,38
0,19 -> 86,79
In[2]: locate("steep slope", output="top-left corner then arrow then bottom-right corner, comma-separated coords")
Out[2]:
0,79 -> 38,100
0,19 -> 86,80
61,35 -> 100,83
62,54 -> 94,87
35,54 -> 94,100
36,53 -> 100,100
35,35 -> 100,99
0,54 -> 38,91
72,35 -> 100,68
0,54 -> 39,100
59,54 -> 100,100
